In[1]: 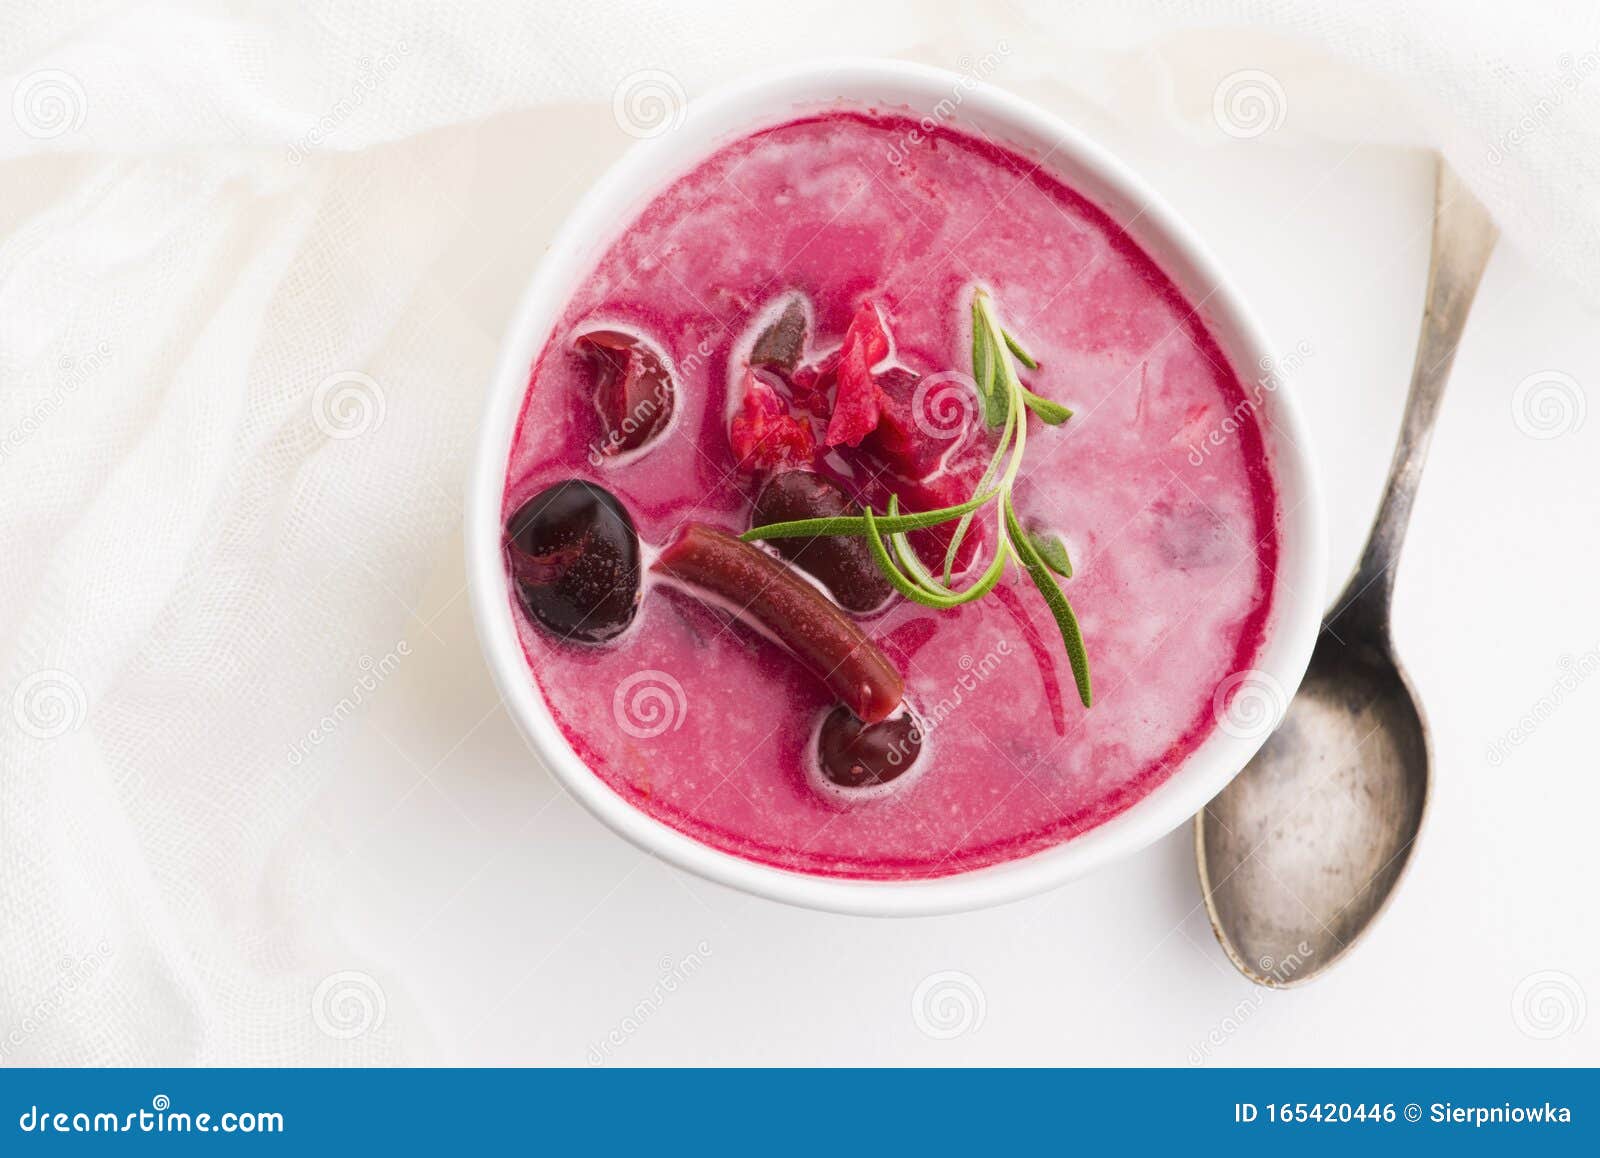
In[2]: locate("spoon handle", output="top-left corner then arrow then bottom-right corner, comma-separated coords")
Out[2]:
1333,160 -> 1498,642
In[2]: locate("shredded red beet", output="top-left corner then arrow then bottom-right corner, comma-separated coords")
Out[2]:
787,353 -> 835,419
822,302 -> 891,447
728,366 -> 817,474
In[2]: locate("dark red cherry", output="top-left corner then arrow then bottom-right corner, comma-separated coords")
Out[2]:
751,470 -> 892,614
574,329 -> 675,455
816,706 -> 922,789
749,296 -> 808,372
505,480 -> 641,644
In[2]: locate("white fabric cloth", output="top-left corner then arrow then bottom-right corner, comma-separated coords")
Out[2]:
1,1 -> 1594,1064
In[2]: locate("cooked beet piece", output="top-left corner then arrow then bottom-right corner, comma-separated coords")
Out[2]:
728,367 -> 817,475
752,470 -> 892,614
823,301 -> 891,448
750,296 -> 808,371
788,347 -> 839,418
652,523 -> 903,723
505,479 -> 641,644
574,328 -> 675,455
868,365 -> 965,479
816,705 -> 922,789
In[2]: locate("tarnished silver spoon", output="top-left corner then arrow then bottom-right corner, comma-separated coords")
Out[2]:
1195,160 -> 1498,986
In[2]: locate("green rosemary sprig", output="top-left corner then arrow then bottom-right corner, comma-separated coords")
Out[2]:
744,287 -> 1091,707
1027,526 -> 1074,577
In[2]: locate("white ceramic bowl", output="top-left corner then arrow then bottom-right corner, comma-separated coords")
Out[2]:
467,59 -> 1326,916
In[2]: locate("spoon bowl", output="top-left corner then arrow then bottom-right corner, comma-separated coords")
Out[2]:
1197,623 -> 1429,983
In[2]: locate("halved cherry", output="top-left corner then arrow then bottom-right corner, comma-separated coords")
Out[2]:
505,479 -> 641,644
574,328 -> 675,455
816,706 -> 923,789
749,296 -> 808,372
653,523 -> 903,723
751,470 -> 891,614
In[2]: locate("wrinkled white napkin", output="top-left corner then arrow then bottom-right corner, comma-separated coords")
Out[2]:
2,0 -> 1594,1064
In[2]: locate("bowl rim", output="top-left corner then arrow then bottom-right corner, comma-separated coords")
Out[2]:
466,56 -> 1327,916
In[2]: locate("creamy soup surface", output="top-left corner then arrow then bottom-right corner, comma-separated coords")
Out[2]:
503,109 -> 1279,879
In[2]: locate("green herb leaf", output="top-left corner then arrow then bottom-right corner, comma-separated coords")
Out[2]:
881,496 -> 1010,607
863,507 -> 965,609
1005,499 -> 1092,707
743,488 -> 999,543
1026,528 -> 1073,577
1020,389 -> 1072,425
974,321 -> 1007,430
943,394 -> 1015,583
1003,328 -> 1039,370
970,300 -> 991,403
986,362 -> 1012,430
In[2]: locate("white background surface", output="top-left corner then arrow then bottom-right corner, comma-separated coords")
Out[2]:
304,90 -> 1599,1066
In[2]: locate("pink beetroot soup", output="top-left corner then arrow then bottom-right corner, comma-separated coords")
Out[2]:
503,109 -> 1279,879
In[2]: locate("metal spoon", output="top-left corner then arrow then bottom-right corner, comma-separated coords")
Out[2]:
1195,159 -> 1498,986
